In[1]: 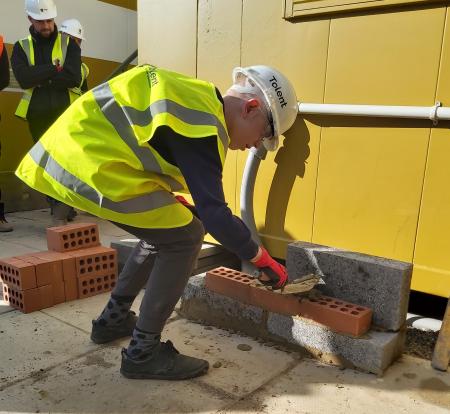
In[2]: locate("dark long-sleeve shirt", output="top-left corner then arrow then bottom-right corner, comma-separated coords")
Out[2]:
11,26 -> 81,123
0,43 -> 9,91
150,123 -> 259,261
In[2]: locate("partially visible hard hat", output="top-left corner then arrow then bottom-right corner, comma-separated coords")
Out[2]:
25,0 -> 57,20
60,18 -> 85,41
232,65 -> 298,151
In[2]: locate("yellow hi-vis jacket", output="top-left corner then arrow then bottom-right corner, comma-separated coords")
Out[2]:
69,62 -> 89,103
15,33 -> 70,120
16,65 -> 230,229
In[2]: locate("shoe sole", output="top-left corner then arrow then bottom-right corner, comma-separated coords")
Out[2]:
120,364 -> 209,380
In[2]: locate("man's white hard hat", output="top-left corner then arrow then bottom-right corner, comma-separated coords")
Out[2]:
232,65 -> 298,151
25,0 -> 57,20
60,18 -> 85,41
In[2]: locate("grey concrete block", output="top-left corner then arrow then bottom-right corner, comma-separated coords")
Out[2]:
180,273 -> 265,336
268,313 -> 405,375
182,274 -> 263,324
286,242 -> 412,331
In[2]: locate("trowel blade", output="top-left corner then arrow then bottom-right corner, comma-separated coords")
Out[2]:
279,274 -> 322,295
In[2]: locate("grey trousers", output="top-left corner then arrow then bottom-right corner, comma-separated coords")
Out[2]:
111,217 -> 205,333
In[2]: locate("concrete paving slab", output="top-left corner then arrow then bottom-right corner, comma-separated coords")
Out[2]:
0,310 -> 96,387
0,240 -> 37,257
42,290 -> 180,335
222,356 -> 450,414
0,300 -> 14,314
41,290 -> 146,333
0,346 -> 232,413
160,319 -> 298,397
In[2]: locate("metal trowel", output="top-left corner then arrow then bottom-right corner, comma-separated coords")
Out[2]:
251,273 -> 322,295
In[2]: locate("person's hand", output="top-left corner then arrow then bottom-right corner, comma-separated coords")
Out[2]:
53,58 -> 63,72
251,247 -> 288,289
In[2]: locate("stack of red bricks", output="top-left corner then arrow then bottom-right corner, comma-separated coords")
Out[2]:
0,223 -> 117,313
206,267 -> 373,337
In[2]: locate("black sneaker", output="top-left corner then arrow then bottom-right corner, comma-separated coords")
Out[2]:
120,340 -> 209,380
91,311 -> 137,344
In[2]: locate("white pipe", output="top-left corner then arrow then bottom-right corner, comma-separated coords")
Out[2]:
240,145 -> 267,275
406,312 -> 442,332
298,101 -> 450,124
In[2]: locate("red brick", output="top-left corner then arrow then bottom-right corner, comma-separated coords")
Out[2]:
61,255 -> 78,301
3,284 -> 54,313
77,269 -> 117,299
27,251 -> 79,302
297,295 -> 372,337
249,285 -> 303,316
17,255 -> 63,287
205,267 -> 373,337
205,267 -> 252,303
0,258 -> 37,290
67,246 -> 117,278
46,223 -> 100,252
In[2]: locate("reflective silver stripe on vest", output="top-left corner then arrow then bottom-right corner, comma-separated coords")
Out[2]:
122,99 -> 229,153
29,141 -> 177,214
60,33 -> 68,63
21,38 -> 32,65
92,83 -> 184,192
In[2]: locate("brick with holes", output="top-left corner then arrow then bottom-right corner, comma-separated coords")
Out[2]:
3,284 -> 54,313
23,251 -> 78,302
66,246 -> 117,279
0,258 -> 37,290
249,285 -> 303,316
205,267 -> 253,303
77,269 -> 117,299
47,223 -> 100,253
297,295 -> 372,337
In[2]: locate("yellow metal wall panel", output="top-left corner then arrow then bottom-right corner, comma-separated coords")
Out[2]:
198,0 -> 241,243
312,8 -> 446,263
414,9 -> 450,297
313,124 -> 429,261
198,0 -> 242,220
137,0 -> 197,76
235,0 -> 329,258
325,8 -> 445,105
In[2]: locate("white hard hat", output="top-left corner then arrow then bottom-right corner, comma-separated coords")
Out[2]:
232,65 -> 298,151
60,18 -> 85,41
25,0 -> 57,20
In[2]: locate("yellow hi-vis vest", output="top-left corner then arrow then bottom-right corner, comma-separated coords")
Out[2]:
69,62 -> 89,103
16,65 -> 230,229
15,33 -> 70,120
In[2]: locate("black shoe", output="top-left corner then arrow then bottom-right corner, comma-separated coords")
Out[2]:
91,311 -> 137,344
120,340 -> 209,380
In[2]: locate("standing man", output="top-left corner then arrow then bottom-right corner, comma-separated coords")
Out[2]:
0,35 -> 13,232
16,64 -> 298,380
59,18 -> 89,100
11,0 -> 82,224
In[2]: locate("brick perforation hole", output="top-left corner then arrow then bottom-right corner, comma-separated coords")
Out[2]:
78,253 -> 116,275
309,296 -> 370,316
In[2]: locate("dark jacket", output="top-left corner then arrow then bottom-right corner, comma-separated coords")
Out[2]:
0,39 -> 9,91
11,25 -> 81,124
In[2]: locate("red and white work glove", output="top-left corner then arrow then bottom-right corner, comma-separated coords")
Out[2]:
175,195 -> 200,219
251,247 -> 288,289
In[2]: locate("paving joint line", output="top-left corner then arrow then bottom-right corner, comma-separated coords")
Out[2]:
216,357 -> 303,412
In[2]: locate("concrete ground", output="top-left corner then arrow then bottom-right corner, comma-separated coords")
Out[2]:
0,209 -> 449,414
